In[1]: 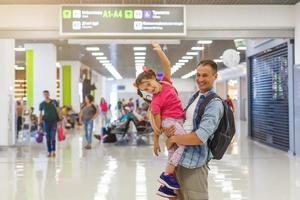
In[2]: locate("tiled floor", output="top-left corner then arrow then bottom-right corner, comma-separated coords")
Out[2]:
0,121 -> 300,200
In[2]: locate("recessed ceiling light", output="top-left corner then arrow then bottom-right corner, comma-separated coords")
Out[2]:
197,40 -> 213,44
92,52 -> 104,56
191,47 -> 205,51
96,56 -> 107,60
135,56 -> 145,60
135,60 -> 145,63
175,63 -> 185,66
133,47 -> 146,51
86,47 -> 100,51
182,56 -> 193,60
178,59 -> 189,63
186,52 -> 199,56
14,47 -> 25,52
134,52 -> 146,56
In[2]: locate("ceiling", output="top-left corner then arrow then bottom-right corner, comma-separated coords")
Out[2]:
1,0 -> 299,4
15,39 -> 246,79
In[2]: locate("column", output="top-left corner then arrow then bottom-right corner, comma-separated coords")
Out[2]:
24,43 -> 57,113
0,39 -> 15,146
295,2 -> 300,65
59,61 -> 81,113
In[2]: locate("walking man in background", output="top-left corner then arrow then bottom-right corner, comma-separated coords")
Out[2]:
38,90 -> 60,158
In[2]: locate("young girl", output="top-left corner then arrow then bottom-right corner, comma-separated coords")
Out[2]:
134,43 -> 186,199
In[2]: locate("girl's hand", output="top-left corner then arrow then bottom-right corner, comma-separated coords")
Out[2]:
152,42 -> 162,51
166,136 -> 176,149
153,142 -> 161,156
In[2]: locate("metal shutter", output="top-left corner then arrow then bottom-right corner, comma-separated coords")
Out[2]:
249,43 -> 289,151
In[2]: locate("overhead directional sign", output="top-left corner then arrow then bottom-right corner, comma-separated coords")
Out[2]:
60,5 -> 186,36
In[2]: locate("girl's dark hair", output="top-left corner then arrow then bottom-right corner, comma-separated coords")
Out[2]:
86,94 -> 94,103
135,68 -> 157,104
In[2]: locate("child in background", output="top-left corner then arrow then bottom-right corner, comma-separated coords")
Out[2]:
134,43 -> 186,199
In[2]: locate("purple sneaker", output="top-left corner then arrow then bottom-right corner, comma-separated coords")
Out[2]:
156,185 -> 177,198
158,172 -> 180,190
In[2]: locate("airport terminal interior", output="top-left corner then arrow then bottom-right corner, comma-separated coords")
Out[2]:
1,1 -> 300,200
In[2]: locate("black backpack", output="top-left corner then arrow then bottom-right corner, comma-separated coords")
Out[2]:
198,93 -> 236,160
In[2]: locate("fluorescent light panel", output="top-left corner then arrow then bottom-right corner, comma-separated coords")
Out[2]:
186,52 -> 199,56
133,47 -> 146,51
191,47 -> 205,51
178,59 -> 189,63
92,52 -> 104,56
100,60 -> 110,64
197,40 -> 213,44
96,56 -> 107,60
134,52 -> 146,56
15,47 -> 25,52
181,70 -> 197,79
237,46 -> 247,50
213,59 -> 223,63
135,56 -> 145,60
86,47 -> 100,51
182,56 -> 193,60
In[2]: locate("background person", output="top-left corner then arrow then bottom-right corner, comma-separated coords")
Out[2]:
38,90 -> 60,158
16,101 -> 24,137
79,95 -> 99,150
100,97 -> 108,127
225,94 -> 235,112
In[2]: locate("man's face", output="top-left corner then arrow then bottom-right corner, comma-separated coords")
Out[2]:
43,92 -> 50,100
195,64 -> 218,93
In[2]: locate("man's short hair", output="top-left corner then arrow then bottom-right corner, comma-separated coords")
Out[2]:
43,90 -> 49,94
197,60 -> 218,73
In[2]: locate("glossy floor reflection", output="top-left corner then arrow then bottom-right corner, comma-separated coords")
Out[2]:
1,121 -> 300,200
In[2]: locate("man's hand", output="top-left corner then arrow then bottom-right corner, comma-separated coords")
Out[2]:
162,125 -> 176,138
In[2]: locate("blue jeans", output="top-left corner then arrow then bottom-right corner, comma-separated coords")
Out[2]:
84,119 -> 94,144
43,121 -> 57,153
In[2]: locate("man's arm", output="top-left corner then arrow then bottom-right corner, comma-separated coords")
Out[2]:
167,99 -> 224,146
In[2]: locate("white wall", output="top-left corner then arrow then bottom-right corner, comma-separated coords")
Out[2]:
0,39 -> 15,146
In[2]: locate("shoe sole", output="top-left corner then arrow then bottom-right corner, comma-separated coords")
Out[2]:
156,191 -> 176,198
158,178 -> 180,190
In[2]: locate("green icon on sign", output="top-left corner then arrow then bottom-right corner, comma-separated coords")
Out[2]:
63,10 -> 72,19
124,10 -> 133,19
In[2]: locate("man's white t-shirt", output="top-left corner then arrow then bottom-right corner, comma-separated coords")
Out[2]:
183,94 -> 202,133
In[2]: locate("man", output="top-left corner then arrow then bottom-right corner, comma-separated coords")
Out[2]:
164,60 -> 224,200
16,101 -> 24,137
225,94 -> 235,112
38,90 -> 60,158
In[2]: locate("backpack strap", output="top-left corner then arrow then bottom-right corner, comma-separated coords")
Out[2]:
198,93 -> 221,119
